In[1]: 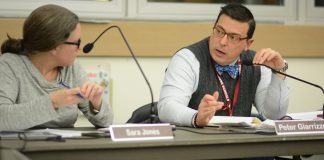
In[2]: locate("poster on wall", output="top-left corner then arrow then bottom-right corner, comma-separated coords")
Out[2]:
84,64 -> 111,105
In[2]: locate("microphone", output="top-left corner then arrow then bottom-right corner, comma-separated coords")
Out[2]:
242,59 -> 324,118
82,25 -> 158,123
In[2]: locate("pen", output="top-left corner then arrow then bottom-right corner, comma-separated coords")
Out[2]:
81,131 -> 110,138
59,81 -> 84,99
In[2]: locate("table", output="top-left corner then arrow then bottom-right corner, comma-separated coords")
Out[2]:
1,127 -> 324,160
0,149 -> 30,160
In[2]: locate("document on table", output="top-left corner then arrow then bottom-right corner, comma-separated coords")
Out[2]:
208,111 -> 323,128
287,111 -> 322,120
207,116 -> 276,135
208,116 -> 262,127
30,129 -> 87,138
0,131 -> 61,140
30,128 -> 110,138
207,111 -> 323,135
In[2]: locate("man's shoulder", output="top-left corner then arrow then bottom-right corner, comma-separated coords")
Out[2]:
241,50 -> 256,60
173,48 -> 198,64
185,37 -> 209,50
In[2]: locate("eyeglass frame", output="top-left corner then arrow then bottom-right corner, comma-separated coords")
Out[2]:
63,39 -> 81,48
212,26 -> 249,44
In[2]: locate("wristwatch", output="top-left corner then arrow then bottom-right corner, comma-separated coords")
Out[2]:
92,108 -> 100,114
90,105 -> 100,114
278,60 -> 288,72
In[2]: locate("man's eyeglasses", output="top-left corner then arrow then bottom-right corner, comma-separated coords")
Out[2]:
63,39 -> 81,48
213,26 -> 248,44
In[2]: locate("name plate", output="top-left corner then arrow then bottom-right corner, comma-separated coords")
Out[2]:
274,119 -> 324,135
109,123 -> 174,141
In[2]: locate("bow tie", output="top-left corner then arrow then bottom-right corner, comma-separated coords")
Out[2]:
215,64 -> 239,79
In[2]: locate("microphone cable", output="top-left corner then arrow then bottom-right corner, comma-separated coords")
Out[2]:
83,25 -> 156,122
242,60 -> 324,117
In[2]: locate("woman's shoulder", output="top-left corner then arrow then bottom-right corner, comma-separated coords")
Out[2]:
61,59 -> 82,71
0,53 -> 25,62
0,54 -> 26,79
59,59 -> 85,78
0,53 -> 25,67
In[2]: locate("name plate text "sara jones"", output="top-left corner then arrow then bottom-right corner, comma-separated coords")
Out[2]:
109,123 -> 174,141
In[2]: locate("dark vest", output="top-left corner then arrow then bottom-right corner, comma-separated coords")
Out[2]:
187,37 -> 261,116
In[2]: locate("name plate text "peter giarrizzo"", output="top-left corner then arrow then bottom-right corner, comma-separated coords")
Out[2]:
275,119 -> 324,135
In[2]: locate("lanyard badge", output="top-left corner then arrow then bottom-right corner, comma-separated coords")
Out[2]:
215,60 -> 242,116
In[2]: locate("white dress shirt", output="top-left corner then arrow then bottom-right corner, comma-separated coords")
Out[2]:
158,48 -> 289,127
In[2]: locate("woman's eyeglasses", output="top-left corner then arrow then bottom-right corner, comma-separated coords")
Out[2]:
64,39 -> 81,48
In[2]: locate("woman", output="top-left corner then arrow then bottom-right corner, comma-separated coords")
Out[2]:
0,4 -> 113,130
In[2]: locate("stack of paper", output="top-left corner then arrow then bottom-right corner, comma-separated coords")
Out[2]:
207,116 -> 278,135
208,116 -> 262,127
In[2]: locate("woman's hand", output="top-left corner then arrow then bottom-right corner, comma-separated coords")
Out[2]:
81,81 -> 104,110
50,87 -> 82,109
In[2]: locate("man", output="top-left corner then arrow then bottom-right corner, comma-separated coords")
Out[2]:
158,3 -> 289,128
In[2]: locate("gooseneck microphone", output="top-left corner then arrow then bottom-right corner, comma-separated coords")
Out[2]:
83,25 -> 157,123
242,60 -> 324,118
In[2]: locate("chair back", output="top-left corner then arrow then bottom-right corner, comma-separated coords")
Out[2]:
126,102 -> 160,123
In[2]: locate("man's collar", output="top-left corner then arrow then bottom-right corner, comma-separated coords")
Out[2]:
229,57 -> 239,65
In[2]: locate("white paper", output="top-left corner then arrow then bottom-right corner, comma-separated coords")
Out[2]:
287,111 -> 322,120
208,116 -> 261,127
30,128 -> 87,138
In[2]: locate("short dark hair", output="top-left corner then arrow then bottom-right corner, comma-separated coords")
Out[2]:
214,3 -> 255,39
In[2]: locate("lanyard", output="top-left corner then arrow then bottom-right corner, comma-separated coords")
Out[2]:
215,60 -> 242,116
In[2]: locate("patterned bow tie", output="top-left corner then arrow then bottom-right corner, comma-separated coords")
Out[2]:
215,64 -> 239,79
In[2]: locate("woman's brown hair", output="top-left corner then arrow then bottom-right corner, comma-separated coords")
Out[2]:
1,4 -> 79,55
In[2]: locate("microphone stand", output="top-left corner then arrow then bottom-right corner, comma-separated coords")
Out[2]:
256,64 -> 324,118
83,26 -> 157,123
248,63 -> 323,160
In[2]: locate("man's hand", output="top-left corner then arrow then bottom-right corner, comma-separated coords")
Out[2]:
195,91 -> 224,127
253,48 -> 286,70
253,48 -> 287,79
